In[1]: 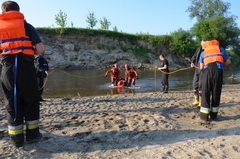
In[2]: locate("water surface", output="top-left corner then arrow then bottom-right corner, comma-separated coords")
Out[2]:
41,69 -> 240,98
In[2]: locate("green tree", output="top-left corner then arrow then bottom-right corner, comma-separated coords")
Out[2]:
113,26 -> 118,32
99,17 -> 111,30
170,28 -> 196,57
191,15 -> 239,48
70,22 -> 74,28
187,0 -> 231,21
55,10 -> 67,33
86,12 -> 98,29
187,0 -> 240,51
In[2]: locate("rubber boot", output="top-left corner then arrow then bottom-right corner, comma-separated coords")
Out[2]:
210,107 -> 218,120
10,134 -> 24,148
200,112 -> 209,121
162,85 -> 165,92
192,92 -> 199,106
210,111 -> 218,120
163,86 -> 168,93
198,94 -> 202,108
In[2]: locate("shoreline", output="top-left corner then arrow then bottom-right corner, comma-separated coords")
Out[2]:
0,84 -> 240,158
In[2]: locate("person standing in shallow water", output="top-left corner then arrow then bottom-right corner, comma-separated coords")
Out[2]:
0,1 -> 44,148
156,54 -> 169,93
124,64 -> 138,87
105,63 -> 121,86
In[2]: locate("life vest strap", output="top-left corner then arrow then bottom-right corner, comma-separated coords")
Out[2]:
3,46 -> 33,53
204,54 -> 223,59
0,37 -> 30,44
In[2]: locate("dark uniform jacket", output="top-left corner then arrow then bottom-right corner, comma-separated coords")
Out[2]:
35,55 -> 49,78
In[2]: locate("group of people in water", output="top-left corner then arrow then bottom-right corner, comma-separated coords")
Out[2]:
105,63 -> 138,87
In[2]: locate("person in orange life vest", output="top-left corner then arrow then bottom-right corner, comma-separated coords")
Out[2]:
105,63 -> 121,86
199,40 -> 231,121
0,1 -> 44,148
124,64 -> 138,87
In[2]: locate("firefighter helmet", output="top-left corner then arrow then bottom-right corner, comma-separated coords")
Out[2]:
125,64 -> 129,69
114,63 -> 118,68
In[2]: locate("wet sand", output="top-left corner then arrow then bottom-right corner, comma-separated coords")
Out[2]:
0,84 -> 240,159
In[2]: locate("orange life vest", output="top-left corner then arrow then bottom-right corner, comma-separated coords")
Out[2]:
112,68 -> 119,77
203,40 -> 223,65
0,11 -> 34,55
125,68 -> 137,79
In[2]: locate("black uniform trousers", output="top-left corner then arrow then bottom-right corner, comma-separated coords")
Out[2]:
192,63 -> 202,91
161,72 -> 169,86
1,53 -> 40,140
201,63 -> 223,119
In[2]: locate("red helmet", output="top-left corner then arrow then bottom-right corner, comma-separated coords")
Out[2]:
114,63 -> 118,68
125,64 -> 129,69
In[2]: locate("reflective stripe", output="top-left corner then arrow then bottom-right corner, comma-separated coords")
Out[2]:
9,129 -> 23,135
8,124 -> 23,135
26,123 -> 39,130
211,107 -> 219,113
200,107 -> 210,114
26,120 -> 40,130
26,119 -> 39,125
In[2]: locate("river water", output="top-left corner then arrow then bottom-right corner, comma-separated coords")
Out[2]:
40,68 -> 240,98
0,68 -> 239,98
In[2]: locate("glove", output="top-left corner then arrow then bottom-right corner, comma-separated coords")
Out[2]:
105,74 -> 107,77
136,76 -> 139,80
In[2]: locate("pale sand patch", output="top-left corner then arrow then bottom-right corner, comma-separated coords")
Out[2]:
0,84 -> 240,159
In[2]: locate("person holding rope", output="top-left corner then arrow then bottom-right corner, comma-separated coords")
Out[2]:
156,54 -> 169,93
35,54 -> 49,101
199,39 -> 231,121
190,39 -> 207,107
0,1 -> 44,147
105,63 -> 121,86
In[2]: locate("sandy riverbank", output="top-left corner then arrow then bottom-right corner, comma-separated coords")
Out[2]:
0,84 -> 240,159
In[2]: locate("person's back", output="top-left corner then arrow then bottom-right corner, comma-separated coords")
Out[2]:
199,40 -> 231,121
0,1 -> 44,148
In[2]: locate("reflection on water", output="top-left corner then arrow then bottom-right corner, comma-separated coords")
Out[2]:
0,68 -> 239,98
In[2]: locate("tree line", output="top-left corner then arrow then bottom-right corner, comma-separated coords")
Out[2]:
53,0 -> 240,68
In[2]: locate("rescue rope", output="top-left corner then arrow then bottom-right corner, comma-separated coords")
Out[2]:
39,69 -> 55,90
155,68 -> 157,91
156,66 -> 199,75
38,69 -> 105,90
40,66 -> 200,90
154,66 -> 200,91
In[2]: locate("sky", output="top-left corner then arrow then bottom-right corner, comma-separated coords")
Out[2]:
3,0 -> 240,35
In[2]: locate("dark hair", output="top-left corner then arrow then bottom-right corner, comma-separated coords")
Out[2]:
160,54 -> 165,58
1,1 -> 20,12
